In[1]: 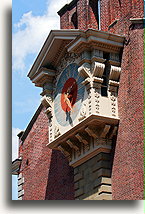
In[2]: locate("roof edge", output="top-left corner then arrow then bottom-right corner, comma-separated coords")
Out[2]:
21,103 -> 43,142
57,0 -> 79,16
27,29 -> 82,79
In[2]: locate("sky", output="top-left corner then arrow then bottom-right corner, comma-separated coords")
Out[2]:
12,0 -> 72,200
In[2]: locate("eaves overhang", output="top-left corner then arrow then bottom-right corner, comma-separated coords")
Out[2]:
57,0 -> 79,16
12,158 -> 22,175
28,29 -> 82,83
67,29 -> 125,54
28,29 -> 125,88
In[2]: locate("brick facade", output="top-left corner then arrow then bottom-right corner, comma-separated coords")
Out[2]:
16,0 -> 144,200
100,0 -> 144,200
19,105 -> 74,200
58,0 -> 99,30
58,0 -> 144,200
112,25 -> 144,200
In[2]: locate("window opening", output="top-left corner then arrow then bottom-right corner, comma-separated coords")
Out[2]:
89,0 -> 101,30
71,11 -> 78,29
101,52 -> 110,96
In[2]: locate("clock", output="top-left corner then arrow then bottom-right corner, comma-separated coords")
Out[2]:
54,63 -> 85,127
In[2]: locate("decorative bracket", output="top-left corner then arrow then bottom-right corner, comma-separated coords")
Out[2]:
66,139 -> 80,155
79,62 -> 104,90
109,65 -> 121,92
75,133 -> 89,149
54,125 -> 61,138
92,61 -> 105,78
41,95 -> 53,118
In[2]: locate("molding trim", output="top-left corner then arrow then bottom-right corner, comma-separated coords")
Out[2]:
108,19 -> 119,30
130,18 -> 144,24
47,114 -> 119,167
18,173 -> 24,200
12,158 -> 22,175
28,30 -> 81,80
67,29 -> 125,54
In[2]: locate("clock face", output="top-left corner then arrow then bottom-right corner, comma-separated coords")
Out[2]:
54,63 -> 85,127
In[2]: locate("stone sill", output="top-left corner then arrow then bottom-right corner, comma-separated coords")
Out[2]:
130,18 -> 145,24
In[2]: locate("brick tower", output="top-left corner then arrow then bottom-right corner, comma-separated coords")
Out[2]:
12,0 -> 144,200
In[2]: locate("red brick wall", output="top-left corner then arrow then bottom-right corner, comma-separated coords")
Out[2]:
20,107 -> 74,200
77,0 -> 90,30
100,0 -> 144,32
59,0 -> 143,32
112,23 -> 144,200
60,11 -> 70,29
59,0 -> 99,30
99,0 -> 144,200
59,0 -> 144,200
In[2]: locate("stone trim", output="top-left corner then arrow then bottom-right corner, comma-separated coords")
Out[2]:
48,114 -> 118,167
74,153 -> 112,200
18,173 -> 24,200
108,19 -> 119,30
12,158 -> 22,175
41,95 -> 53,118
67,29 -> 125,54
28,30 -> 81,80
130,18 -> 144,24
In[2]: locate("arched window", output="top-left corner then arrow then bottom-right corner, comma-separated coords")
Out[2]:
71,11 -> 78,29
89,0 -> 101,30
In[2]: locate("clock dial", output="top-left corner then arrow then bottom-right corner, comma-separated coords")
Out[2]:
54,63 -> 85,127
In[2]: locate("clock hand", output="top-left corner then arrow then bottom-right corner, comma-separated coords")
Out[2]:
64,93 -> 72,111
67,81 -> 76,95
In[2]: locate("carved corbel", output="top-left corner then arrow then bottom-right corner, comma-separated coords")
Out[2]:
108,80 -> 119,92
41,95 -> 53,118
79,62 -> 104,92
92,62 -> 105,78
66,139 -> 80,155
108,126 -> 118,139
85,127 -> 98,138
93,77 -> 103,89
82,77 -> 93,87
82,76 -> 103,90
109,66 -> 121,81
109,65 -> 121,93
41,95 -> 52,107
45,107 -> 52,115
75,133 -> 89,150
57,145 -> 71,161
100,125 -> 111,138
78,62 -> 91,78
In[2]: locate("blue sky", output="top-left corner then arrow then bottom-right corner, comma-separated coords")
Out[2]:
12,0 -> 71,200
